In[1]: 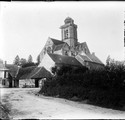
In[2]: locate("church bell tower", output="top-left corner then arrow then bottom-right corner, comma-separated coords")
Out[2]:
60,17 -> 78,48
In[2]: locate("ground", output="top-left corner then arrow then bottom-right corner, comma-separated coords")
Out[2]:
0,87 -> 125,119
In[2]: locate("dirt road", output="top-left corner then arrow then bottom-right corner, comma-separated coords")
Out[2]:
1,88 -> 125,119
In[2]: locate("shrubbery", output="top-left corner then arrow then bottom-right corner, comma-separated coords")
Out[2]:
39,59 -> 125,109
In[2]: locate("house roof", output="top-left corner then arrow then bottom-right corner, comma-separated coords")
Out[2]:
50,38 -> 65,45
54,44 -> 64,51
16,66 -> 36,80
31,67 -> 52,79
16,66 -> 52,80
48,53 -> 82,67
77,53 -> 103,65
77,42 -> 91,54
78,42 -> 86,45
77,42 -> 86,48
87,54 -> 103,64
79,54 -> 92,62
5,64 -> 19,77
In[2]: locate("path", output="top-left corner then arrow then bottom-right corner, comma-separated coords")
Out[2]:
1,88 -> 125,119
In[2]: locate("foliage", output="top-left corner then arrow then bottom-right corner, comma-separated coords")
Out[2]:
106,55 -> 111,66
51,65 -> 88,76
13,55 -> 20,66
20,58 -> 27,66
40,59 -> 125,109
21,62 -> 36,68
28,55 -> 33,63
36,55 -> 40,65
13,55 -> 35,67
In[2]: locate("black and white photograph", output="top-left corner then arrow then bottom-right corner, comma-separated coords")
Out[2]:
0,1 -> 125,119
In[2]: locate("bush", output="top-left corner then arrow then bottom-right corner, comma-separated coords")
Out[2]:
40,62 -> 125,109
21,62 -> 36,68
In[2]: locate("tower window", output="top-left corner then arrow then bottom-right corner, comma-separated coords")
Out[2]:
64,29 -> 68,39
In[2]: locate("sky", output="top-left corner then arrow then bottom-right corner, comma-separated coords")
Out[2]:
0,2 -> 125,64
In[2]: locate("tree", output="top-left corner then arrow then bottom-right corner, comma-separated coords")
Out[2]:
106,55 -> 111,66
20,58 -> 27,66
21,62 -> 36,68
13,55 -> 20,66
51,66 -> 57,75
28,55 -> 33,63
36,54 -> 40,65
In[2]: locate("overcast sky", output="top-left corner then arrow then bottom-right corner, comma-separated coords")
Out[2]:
0,2 -> 125,64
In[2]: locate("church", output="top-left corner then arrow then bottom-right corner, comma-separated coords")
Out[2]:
38,17 -> 104,73
0,17 -> 104,88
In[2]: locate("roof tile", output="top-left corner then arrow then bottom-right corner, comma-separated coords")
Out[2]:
54,44 -> 64,51
48,53 -> 82,67
31,67 -> 52,79
50,38 -> 65,45
79,54 -> 92,62
5,64 -> 19,77
87,54 -> 103,64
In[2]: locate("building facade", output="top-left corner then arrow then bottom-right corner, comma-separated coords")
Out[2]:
0,60 -> 9,86
39,17 -> 104,70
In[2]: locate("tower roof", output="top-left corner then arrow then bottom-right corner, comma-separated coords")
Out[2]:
64,17 -> 74,24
